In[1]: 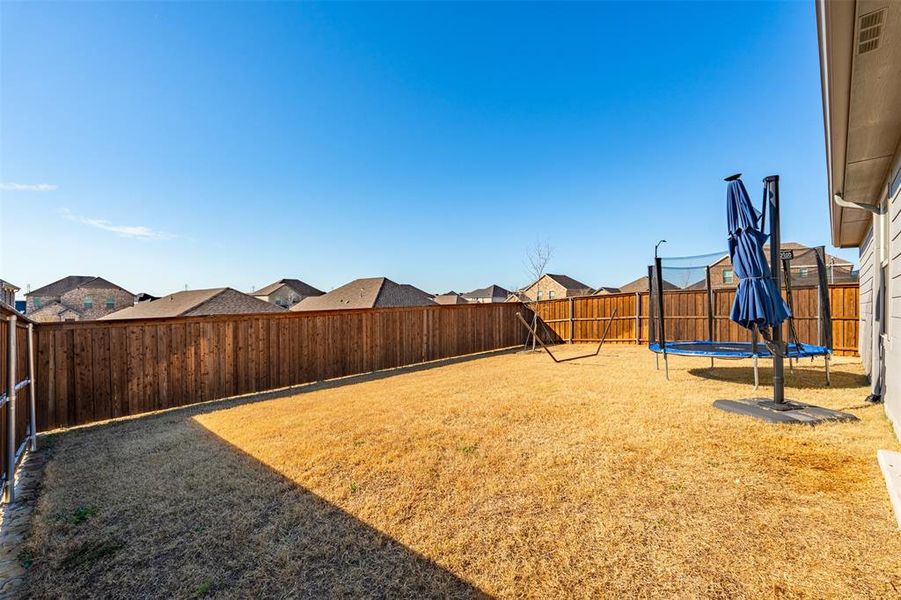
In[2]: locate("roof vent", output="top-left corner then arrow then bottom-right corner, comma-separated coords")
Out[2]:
858,9 -> 885,54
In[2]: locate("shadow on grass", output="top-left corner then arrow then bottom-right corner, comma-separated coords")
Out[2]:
23,412 -> 487,598
687,364 -> 869,390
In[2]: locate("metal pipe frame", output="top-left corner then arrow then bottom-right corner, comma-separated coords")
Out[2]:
5,315 -> 17,503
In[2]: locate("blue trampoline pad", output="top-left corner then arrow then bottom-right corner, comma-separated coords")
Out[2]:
648,340 -> 829,359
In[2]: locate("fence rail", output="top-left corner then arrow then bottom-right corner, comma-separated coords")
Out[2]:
530,283 -> 859,356
33,302 -> 530,431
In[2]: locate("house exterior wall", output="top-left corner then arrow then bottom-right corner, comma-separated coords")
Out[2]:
27,286 -> 135,321
522,275 -> 592,302
260,286 -> 307,308
859,226 -> 876,378
857,147 -> 901,440
60,287 -> 136,320
883,152 -> 901,436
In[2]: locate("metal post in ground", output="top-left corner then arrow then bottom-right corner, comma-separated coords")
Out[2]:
27,323 -> 37,451
766,175 -> 786,405
5,315 -> 17,503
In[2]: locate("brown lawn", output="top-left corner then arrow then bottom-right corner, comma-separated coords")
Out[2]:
21,345 -> 901,598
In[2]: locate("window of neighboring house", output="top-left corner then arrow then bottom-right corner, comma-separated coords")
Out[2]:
536,290 -> 543,301
106,296 -> 115,309
83,296 -> 93,309
33,297 -> 42,309
798,266 -> 809,279
722,269 -> 734,284
548,290 -> 555,300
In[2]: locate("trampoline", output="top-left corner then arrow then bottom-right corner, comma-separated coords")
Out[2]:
647,245 -> 833,388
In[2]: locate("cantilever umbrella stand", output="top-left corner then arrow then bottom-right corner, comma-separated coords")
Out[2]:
711,174 -> 856,425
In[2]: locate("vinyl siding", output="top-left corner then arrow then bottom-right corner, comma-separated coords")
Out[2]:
859,225 -> 875,376
885,164 -> 901,435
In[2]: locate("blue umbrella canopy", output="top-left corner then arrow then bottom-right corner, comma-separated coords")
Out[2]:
726,177 -> 790,333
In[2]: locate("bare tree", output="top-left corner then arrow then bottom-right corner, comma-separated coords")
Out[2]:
523,239 -> 553,350
525,239 -> 553,288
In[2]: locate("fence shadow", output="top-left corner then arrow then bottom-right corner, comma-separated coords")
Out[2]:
24,412 -> 487,598
687,365 -> 868,390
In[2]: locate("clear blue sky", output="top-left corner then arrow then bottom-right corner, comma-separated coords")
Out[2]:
0,1 -> 855,297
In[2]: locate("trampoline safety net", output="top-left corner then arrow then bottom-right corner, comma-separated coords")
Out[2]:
648,246 -> 833,357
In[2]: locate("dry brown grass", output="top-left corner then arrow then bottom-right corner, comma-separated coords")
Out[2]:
22,345 -> 901,598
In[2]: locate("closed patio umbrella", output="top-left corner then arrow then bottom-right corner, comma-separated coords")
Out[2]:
726,175 -> 790,335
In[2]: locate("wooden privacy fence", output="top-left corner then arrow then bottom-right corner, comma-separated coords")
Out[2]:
1,306 -> 38,503
530,283 -> 859,356
33,302 -> 529,430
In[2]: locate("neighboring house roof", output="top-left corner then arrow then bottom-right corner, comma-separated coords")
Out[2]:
462,284 -> 511,300
538,274 -> 593,291
0,279 -> 19,292
253,278 -> 324,298
28,275 -> 133,298
291,277 -> 435,311
100,288 -> 285,320
618,276 -> 679,294
433,293 -> 470,305
594,286 -> 621,295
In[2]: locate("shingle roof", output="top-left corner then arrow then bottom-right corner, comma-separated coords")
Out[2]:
618,276 -> 678,294
291,278 -> 435,311
433,293 -> 470,305
544,274 -> 593,291
463,284 -> 511,299
100,288 -> 285,320
28,276 -> 133,297
253,278 -> 324,298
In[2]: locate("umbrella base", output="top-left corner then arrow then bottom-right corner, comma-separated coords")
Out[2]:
713,398 -> 858,425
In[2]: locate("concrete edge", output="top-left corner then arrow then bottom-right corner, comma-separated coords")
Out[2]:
877,449 -> 901,530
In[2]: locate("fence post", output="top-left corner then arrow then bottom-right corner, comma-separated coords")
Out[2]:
5,315 -> 16,503
568,297 -> 574,343
27,323 -> 37,452
635,292 -> 641,344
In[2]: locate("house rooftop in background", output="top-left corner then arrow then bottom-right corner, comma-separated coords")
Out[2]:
291,277 -> 435,311
618,275 -> 678,294
462,284 -> 510,303
27,275 -> 131,299
251,278 -> 324,309
434,292 -> 470,305
0,278 -> 20,308
520,273 -> 594,302
593,286 -> 621,295
101,288 -> 285,320
26,275 -> 135,322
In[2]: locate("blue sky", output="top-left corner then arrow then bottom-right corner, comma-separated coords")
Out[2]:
0,1 -> 854,297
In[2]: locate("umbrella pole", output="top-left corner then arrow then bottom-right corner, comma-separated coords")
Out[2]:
766,175 -> 786,405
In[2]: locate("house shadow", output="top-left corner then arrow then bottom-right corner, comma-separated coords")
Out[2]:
26,409 -> 488,598
687,364 -> 869,390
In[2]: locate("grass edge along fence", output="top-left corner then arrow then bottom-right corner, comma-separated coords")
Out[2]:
528,283 -> 859,356
1,305 -> 39,504
32,302 -> 531,431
